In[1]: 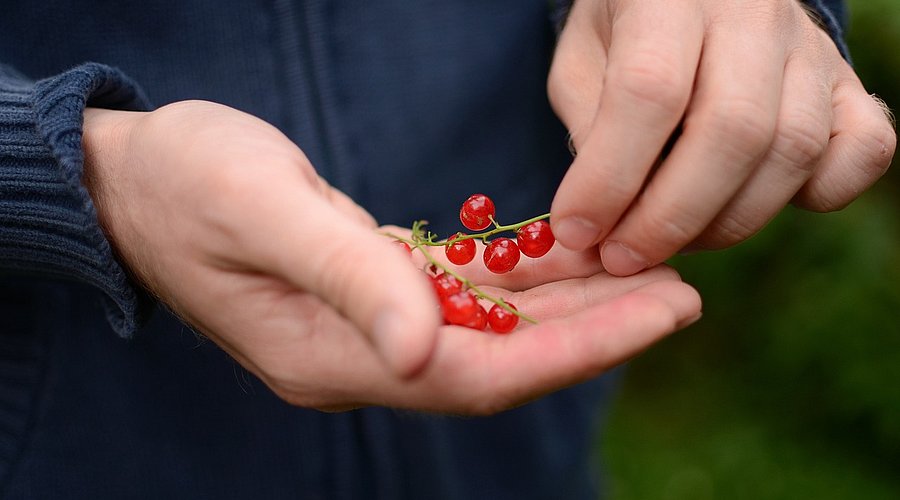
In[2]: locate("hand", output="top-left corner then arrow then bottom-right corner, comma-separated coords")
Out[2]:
548,0 -> 896,276
81,100 -> 701,414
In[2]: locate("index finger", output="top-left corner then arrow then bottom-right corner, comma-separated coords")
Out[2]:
550,0 -> 704,251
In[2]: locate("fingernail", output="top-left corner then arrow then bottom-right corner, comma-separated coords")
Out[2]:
553,216 -> 600,251
601,241 -> 649,276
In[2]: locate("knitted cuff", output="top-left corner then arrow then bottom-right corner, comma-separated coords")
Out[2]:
0,62 -> 153,337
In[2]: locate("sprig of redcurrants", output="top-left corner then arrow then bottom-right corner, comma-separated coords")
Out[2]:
388,194 -> 556,334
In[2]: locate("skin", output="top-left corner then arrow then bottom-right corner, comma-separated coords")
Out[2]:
77,1 -> 894,414
549,0 -> 897,276
81,101 -> 701,415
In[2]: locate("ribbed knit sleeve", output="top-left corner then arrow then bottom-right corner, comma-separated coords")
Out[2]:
0,62 -> 153,337
548,0 -> 850,60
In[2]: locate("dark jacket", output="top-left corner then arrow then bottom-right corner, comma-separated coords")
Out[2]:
0,1 -> 847,498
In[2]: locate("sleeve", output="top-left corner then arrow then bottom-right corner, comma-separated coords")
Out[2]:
0,62 -> 154,337
548,0 -> 850,60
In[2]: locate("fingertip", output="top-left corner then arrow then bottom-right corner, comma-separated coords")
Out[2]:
299,216 -> 442,379
636,280 -> 702,330
364,237 -> 443,379
551,216 -> 601,251
371,304 -> 441,379
600,240 -> 650,276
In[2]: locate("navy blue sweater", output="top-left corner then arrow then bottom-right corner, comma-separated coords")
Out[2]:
0,1 -> 848,498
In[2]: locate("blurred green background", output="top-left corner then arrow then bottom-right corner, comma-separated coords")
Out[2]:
600,2 -> 900,498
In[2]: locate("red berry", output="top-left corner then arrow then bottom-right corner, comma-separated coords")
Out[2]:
488,303 -> 519,333
483,238 -> 520,274
445,233 -> 476,265
431,272 -> 463,301
442,291 -> 479,325
460,304 -> 488,331
516,220 -> 555,258
459,194 -> 496,231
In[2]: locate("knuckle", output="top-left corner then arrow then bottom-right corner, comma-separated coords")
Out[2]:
636,203 -> 698,250
611,51 -> 690,115
696,99 -> 776,158
853,116 -> 897,180
578,166 -> 639,207
772,118 -> 829,171
702,213 -> 763,249
795,98 -> 896,214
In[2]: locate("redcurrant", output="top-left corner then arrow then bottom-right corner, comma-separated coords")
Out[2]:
516,220 -> 555,258
460,304 -> 488,331
459,194 -> 496,231
483,238 -> 520,274
488,303 -> 518,333
442,291 -> 479,326
431,272 -> 463,301
445,233 -> 476,265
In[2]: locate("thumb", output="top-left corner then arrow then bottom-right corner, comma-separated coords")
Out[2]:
255,188 -> 442,379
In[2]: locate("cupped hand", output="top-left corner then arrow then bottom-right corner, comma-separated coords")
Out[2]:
81,101 -> 701,414
549,0 -> 896,276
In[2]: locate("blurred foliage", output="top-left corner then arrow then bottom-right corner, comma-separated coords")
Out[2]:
601,2 -> 900,499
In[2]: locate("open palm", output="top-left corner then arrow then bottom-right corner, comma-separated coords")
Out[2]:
82,100 -> 701,414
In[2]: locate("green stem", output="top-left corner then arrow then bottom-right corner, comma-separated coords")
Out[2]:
419,213 -> 550,246
383,225 -> 538,324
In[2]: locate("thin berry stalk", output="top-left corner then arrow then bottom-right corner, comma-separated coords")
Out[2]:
418,213 -> 550,246
385,223 -> 537,324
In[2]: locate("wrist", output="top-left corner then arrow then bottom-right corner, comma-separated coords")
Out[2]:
82,107 -> 139,177
81,108 -> 152,286
81,107 -> 139,228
